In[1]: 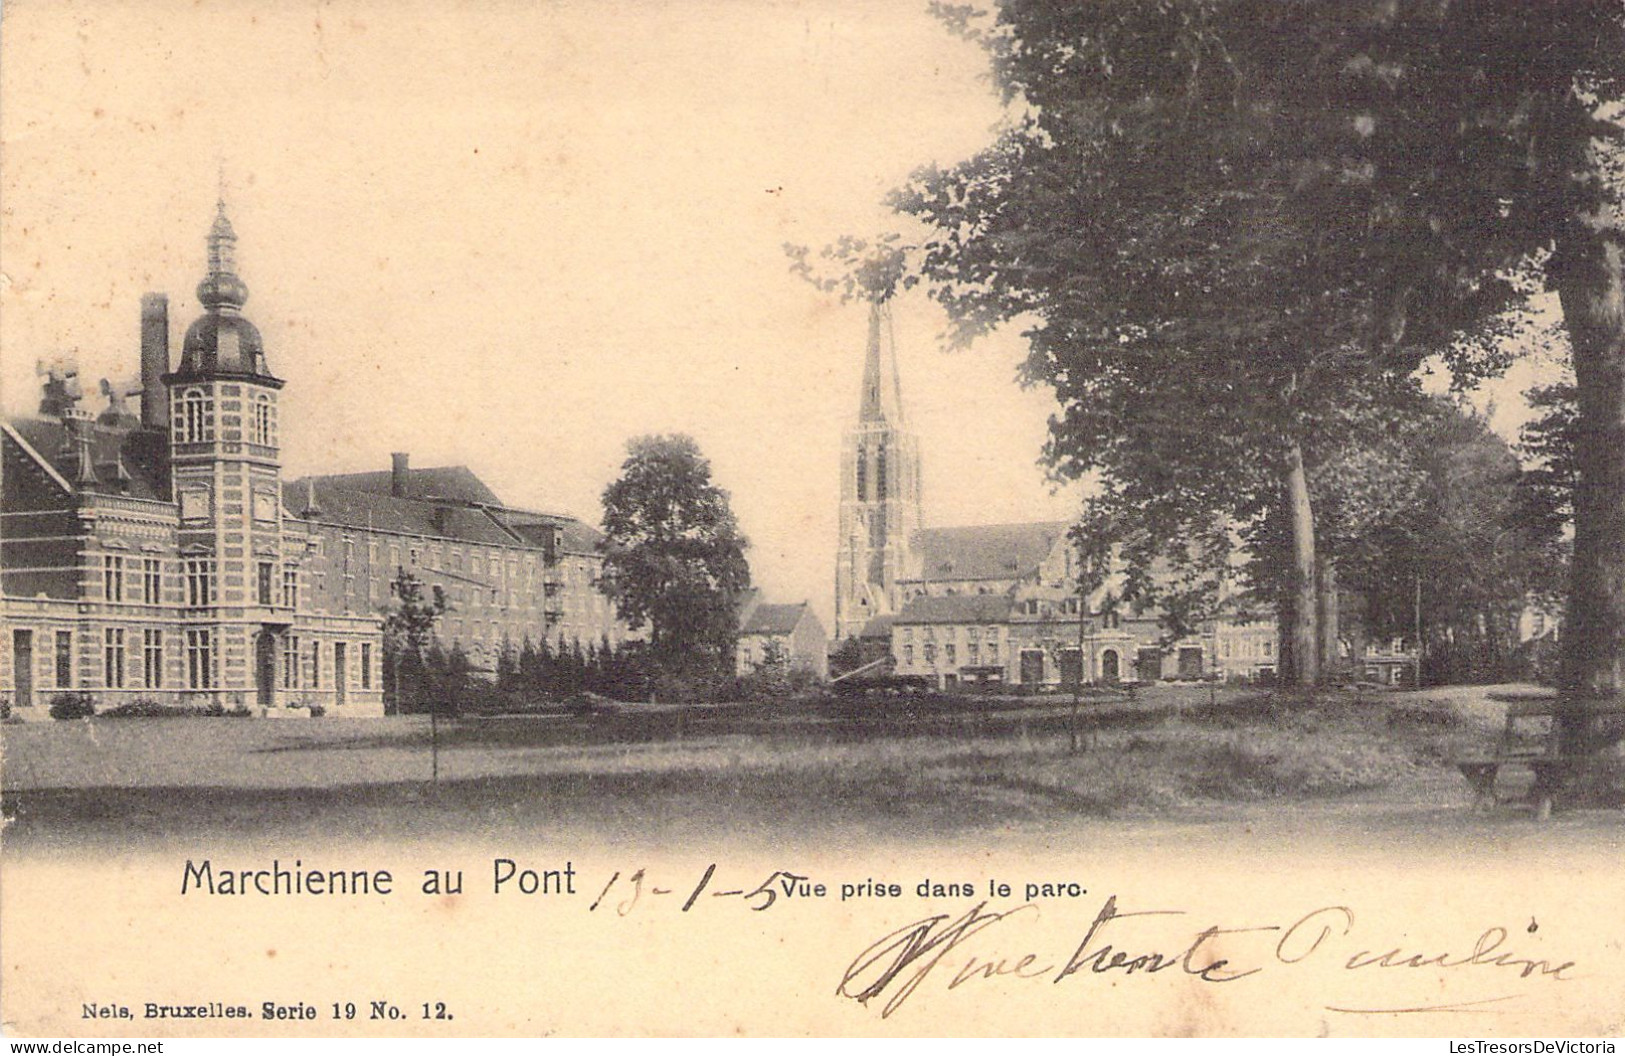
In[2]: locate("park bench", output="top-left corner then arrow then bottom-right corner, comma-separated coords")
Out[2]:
1456,698 -> 1625,818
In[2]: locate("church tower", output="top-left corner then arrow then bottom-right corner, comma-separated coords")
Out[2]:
834,300 -> 923,641
164,200 -> 289,703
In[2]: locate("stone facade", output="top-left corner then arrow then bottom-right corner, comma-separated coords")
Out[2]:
1,204 -> 623,719
2,205 -> 385,718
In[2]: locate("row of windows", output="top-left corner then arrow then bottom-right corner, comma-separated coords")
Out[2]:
901,624 -> 1003,644
346,536 -> 544,584
1016,597 -> 1087,617
51,628 -> 217,690
48,629 -> 376,693
172,389 -> 277,446
902,642 -> 1000,668
1218,636 -> 1275,660
854,441 -> 896,502
101,556 -> 301,611
101,556 -> 164,604
275,637 -> 373,692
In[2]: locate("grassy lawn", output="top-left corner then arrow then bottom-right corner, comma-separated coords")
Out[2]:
0,683 -> 1561,853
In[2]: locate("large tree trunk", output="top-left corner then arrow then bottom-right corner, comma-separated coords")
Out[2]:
1552,222 -> 1625,754
1317,557 -> 1340,682
1282,441 -> 1320,687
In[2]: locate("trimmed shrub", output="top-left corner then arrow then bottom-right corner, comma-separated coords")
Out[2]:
99,699 -> 228,719
48,692 -> 97,720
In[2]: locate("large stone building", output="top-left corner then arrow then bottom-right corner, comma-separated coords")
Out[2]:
833,301 -> 1262,689
1,204 -> 621,718
286,454 -> 625,673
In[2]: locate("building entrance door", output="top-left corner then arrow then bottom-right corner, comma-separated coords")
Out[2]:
1059,648 -> 1082,688
1099,649 -> 1119,684
12,630 -> 33,709
333,643 -> 348,707
1019,649 -> 1045,686
256,632 -> 277,709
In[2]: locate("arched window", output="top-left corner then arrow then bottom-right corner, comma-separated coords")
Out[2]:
876,440 -> 889,500
855,444 -> 868,501
178,388 -> 213,443
252,394 -> 276,446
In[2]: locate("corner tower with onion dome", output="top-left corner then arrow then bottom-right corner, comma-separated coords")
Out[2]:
162,200 -> 298,705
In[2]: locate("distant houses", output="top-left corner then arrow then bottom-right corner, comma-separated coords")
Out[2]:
735,593 -> 827,679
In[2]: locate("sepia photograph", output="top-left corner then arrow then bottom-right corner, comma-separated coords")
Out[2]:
2,0 -> 1623,1041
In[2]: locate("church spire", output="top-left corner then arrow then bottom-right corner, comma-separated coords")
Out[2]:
858,299 -> 906,426
835,296 -> 923,641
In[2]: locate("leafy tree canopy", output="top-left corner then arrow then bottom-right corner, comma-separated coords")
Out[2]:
805,0 -> 1624,699
597,434 -> 752,672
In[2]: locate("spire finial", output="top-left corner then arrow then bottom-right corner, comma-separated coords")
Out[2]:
198,171 -> 247,314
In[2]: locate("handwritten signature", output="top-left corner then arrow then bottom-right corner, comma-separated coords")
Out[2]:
837,897 -> 1576,1019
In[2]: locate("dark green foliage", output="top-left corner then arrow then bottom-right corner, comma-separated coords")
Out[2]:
1341,399 -> 1565,683
598,435 -> 751,676
98,698 -> 227,718
382,568 -> 447,714
392,641 -> 475,717
827,637 -> 865,680
48,692 -> 96,720
482,635 -> 656,710
1517,382 -> 1580,542
804,1 -> 1625,699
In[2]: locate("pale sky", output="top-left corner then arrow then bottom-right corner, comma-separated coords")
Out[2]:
0,0 -> 1088,630
0,0 -> 1556,631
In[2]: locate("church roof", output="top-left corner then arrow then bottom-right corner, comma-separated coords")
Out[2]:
910,521 -> 1072,583
894,593 -> 1015,625
740,602 -> 811,637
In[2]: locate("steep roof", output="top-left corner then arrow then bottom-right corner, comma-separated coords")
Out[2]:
740,602 -> 810,637
508,511 -> 605,556
282,478 -> 516,545
910,521 -> 1072,583
305,465 -> 503,505
282,472 -> 604,556
5,416 -> 169,503
894,593 -> 1015,625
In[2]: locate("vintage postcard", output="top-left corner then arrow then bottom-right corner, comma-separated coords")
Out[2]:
2,0 -> 1622,1041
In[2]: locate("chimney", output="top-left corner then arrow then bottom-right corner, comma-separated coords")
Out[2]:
391,452 -> 410,497
302,478 -> 322,519
140,294 -> 169,429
